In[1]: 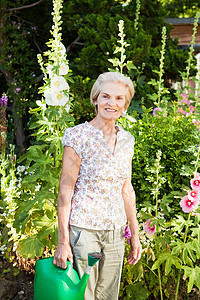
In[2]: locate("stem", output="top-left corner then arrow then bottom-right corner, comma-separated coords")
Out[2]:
142,263 -> 158,277
184,12 -> 200,86
154,151 -> 163,300
175,272 -> 181,300
194,146 -> 200,174
158,267 -> 163,300
54,111 -> 60,200
157,26 -> 166,107
175,213 -> 191,300
134,0 -> 141,33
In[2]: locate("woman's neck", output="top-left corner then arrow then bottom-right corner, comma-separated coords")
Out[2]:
89,116 -> 117,136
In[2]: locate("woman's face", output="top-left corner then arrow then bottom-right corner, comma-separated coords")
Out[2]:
94,81 -> 127,121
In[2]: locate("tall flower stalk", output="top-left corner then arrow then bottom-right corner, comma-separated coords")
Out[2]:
108,19 -> 130,74
174,212 -> 191,300
183,12 -> 200,86
148,26 -> 169,108
145,150 -> 166,299
157,27 -> 167,107
134,0 -> 141,33
37,0 -> 71,108
14,0 -> 75,259
0,141 -> 19,253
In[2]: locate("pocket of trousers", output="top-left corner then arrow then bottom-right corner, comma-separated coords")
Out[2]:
69,226 -> 82,250
116,226 -> 126,257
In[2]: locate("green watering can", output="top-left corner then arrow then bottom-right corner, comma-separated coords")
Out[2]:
34,252 -> 102,300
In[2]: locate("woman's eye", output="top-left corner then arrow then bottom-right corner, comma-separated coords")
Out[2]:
117,97 -> 122,100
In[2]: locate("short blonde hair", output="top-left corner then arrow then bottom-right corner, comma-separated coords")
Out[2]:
90,72 -> 134,113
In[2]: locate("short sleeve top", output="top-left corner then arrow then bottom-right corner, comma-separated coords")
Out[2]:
62,121 -> 135,230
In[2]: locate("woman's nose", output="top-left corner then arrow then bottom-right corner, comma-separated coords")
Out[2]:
108,97 -> 115,105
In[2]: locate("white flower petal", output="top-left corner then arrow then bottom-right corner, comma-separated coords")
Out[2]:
51,75 -> 69,92
44,90 -> 54,105
51,91 -> 69,106
59,43 -> 66,56
59,63 -> 69,76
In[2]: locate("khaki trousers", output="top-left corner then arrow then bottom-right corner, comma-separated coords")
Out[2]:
69,225 -> 125,300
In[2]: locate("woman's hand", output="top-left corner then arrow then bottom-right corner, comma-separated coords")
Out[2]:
127,235 -> 142,265
53,242 -> 73,269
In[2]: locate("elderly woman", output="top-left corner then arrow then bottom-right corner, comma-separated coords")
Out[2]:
53,72 -> 142,300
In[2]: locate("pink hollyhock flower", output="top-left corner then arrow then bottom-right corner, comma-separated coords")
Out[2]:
192,119 -> 200,126
124,224 -> 131,244
153,107 -> 162,116
188,190 -> 200,202
177,106 -> 187,115
191,173 -> 200,191
181,93 -> 191,105
144,219 -> 156,236
187,105 -> 195,116
179,195 -> 199,213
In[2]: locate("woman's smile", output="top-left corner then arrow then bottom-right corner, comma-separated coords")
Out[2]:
94,82 -> 127,121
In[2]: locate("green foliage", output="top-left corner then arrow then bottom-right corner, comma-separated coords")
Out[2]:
118,14 -> 200,298
11,0 -> 75,258
159,0 -> 200,17
1,1 -> 200,299
0,0 -> 189,147
63,0 -> 188,114
14,102 -> 74,259
0,5 -> 41,147
120,110 -> 199,214
0,138 -> 20,254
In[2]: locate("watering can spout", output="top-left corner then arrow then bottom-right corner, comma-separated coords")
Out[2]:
34,252 -> 102,300
77,252 -> 103,297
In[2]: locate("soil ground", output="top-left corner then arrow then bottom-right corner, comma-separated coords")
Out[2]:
1,255 -> 200,300
0,255 -> 34,300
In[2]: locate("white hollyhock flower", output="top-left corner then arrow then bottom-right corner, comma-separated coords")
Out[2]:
51,75 -> 69,92
59,43 -> 66,57
51,91 -> 69,106
44,89 -> 53,105
44,90 -> 69,106
59,62 -> 69,76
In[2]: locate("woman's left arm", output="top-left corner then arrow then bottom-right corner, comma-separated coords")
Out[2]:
122,160 -> 142,265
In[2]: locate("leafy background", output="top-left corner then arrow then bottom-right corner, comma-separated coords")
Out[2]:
1,0 -> 200,299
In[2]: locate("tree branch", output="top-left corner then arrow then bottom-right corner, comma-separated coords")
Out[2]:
66,36 -> 84,54
6,0 -> 46,12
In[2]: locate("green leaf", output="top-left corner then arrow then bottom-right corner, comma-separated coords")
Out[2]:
152,252 -> 181,273
182,266 -> 200,293
13,211 -> 29,232
165,257 -> 172,275
171,215 -> 193,233
125,282 -> 150,300
171,240 -> 184,255
183,247 -> 187,264
192,239 -> 200,259
18,235 -> 44,258
34,210 -> 58,244
152,252 -> 169,270
186,242 -> 197,262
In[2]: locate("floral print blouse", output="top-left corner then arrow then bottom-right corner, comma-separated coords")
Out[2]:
62,121 -> 135,230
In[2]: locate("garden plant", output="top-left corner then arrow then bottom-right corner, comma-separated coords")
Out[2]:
0,0 -> 200,299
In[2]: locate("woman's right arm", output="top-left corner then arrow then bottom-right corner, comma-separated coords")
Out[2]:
53,146 -> 81,269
